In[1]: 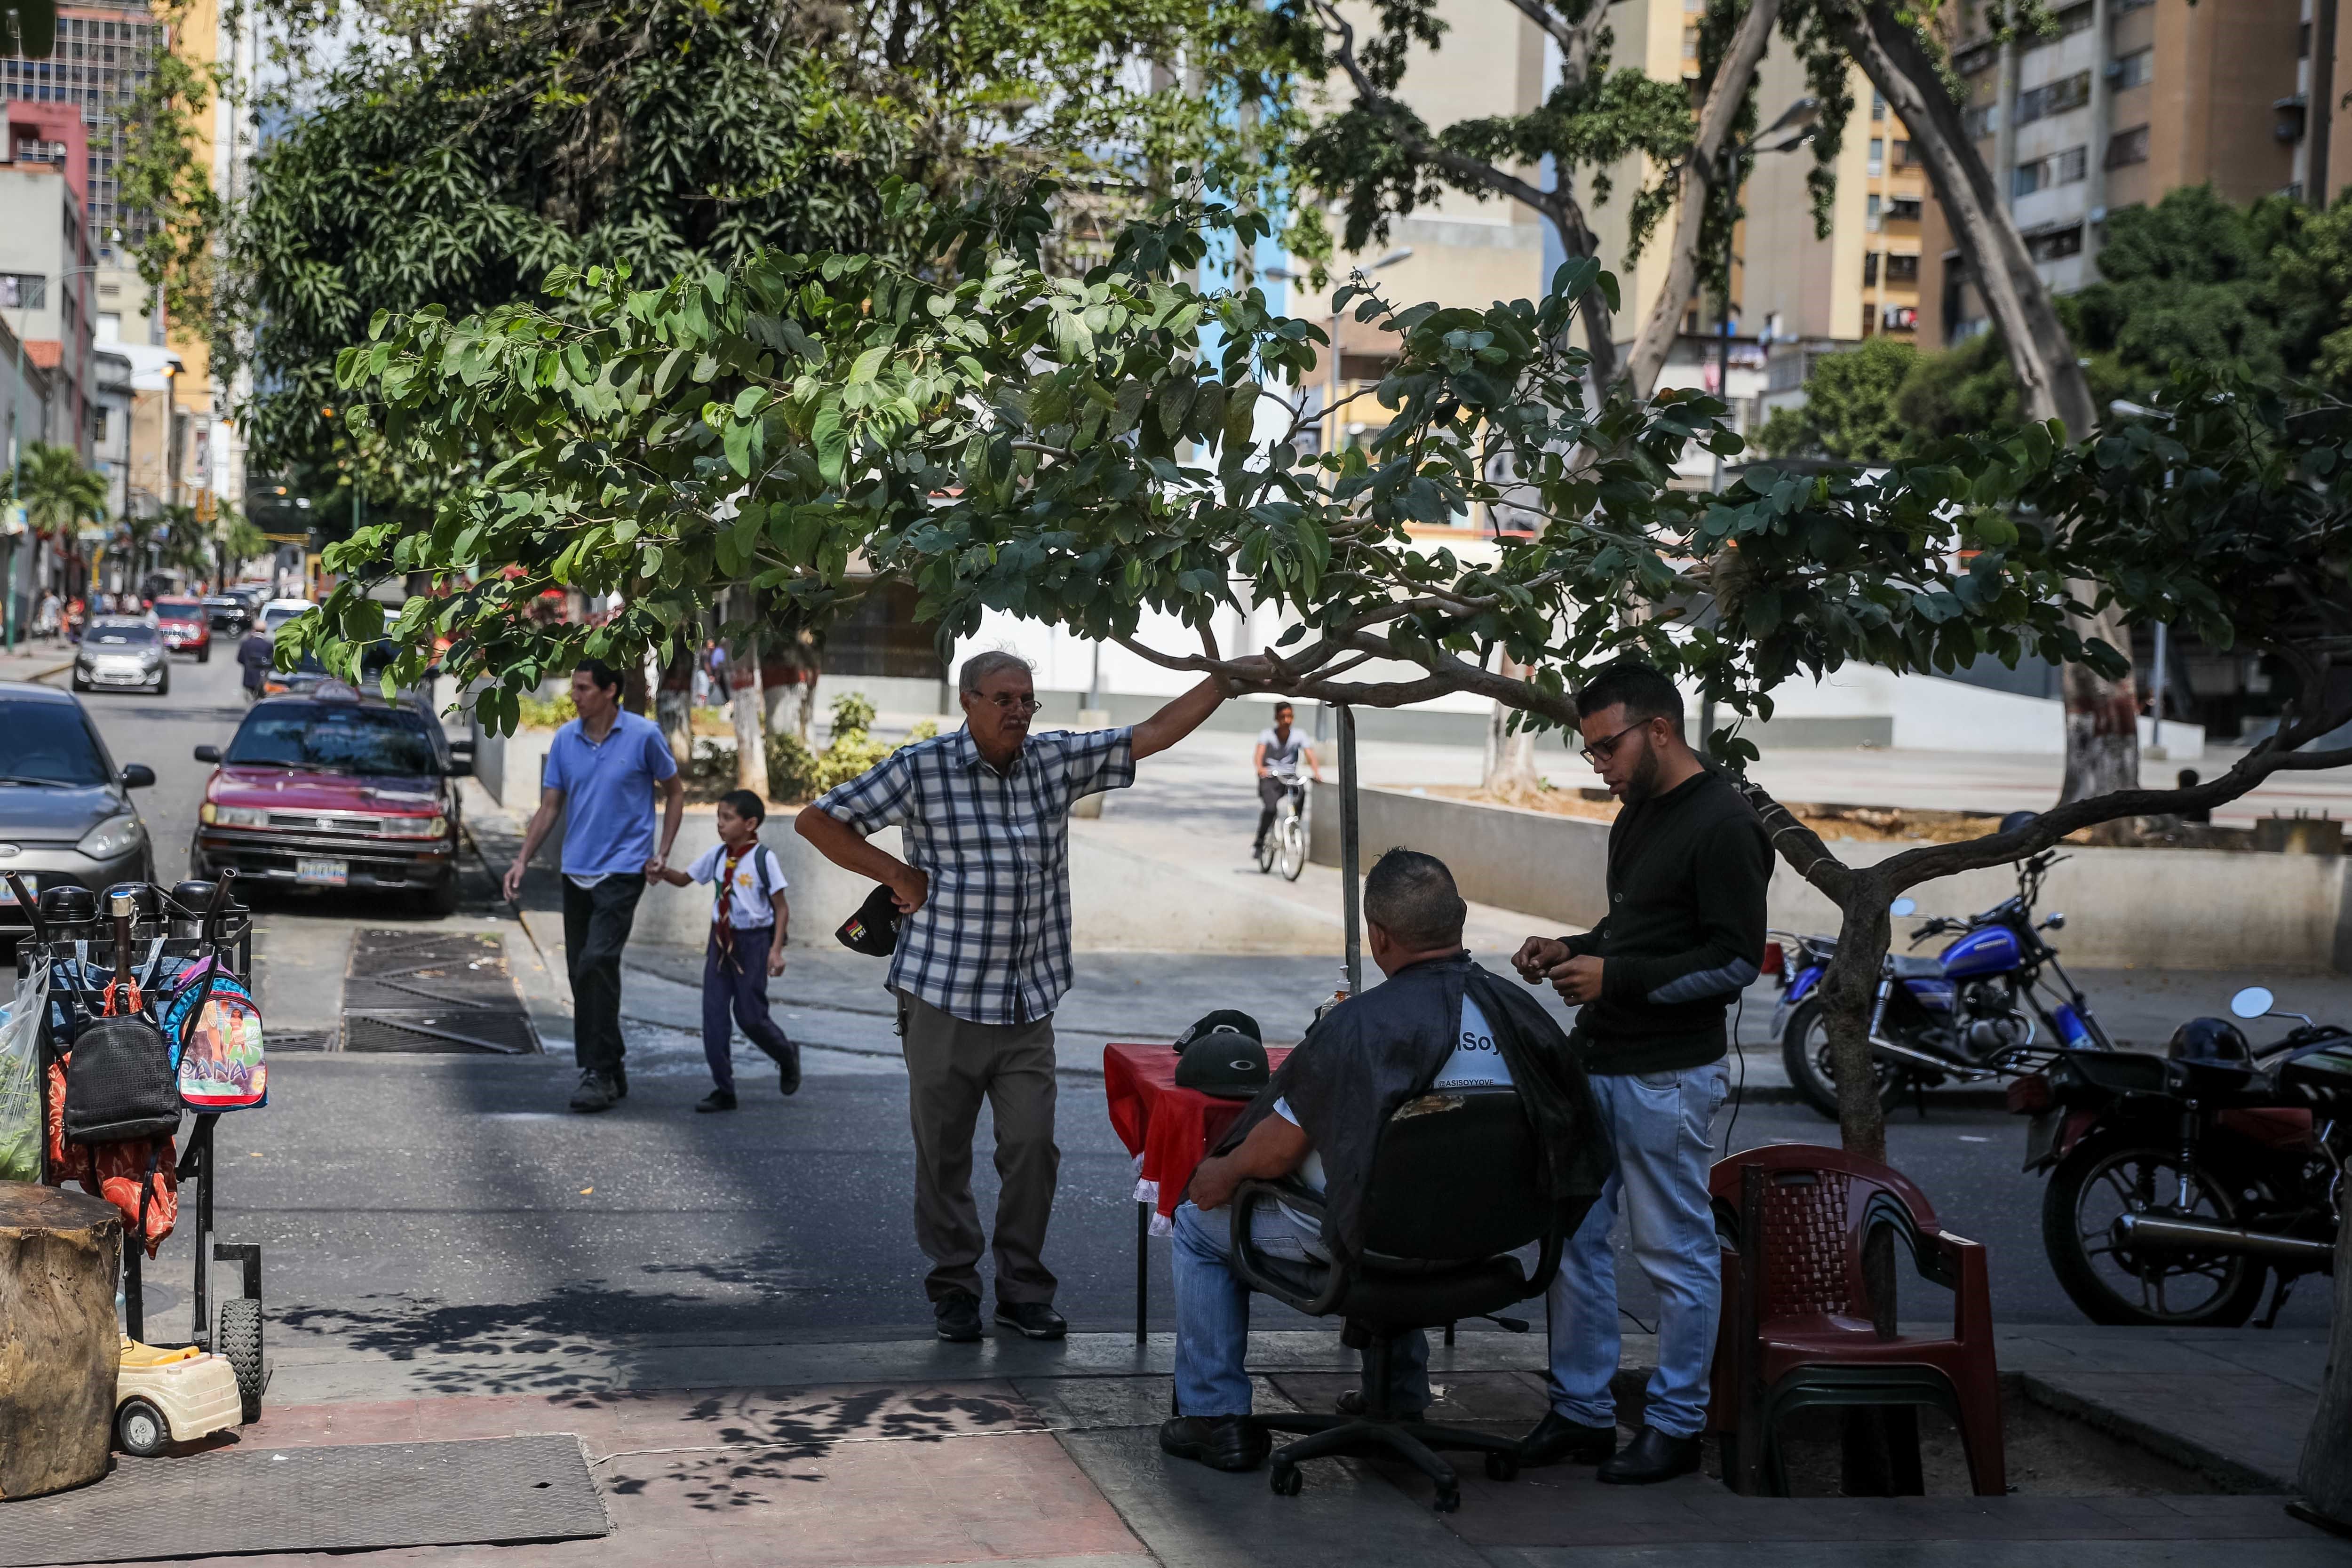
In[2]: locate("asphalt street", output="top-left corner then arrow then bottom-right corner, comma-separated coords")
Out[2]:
48,649 -> 2332,1362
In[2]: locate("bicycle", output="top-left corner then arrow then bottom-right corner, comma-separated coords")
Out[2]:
1256,780 -> 1309,882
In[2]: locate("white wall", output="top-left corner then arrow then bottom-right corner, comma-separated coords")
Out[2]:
1756,668 -> 2203,756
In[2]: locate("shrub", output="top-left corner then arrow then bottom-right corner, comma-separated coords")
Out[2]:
516,691 -> 576,727
764,730 -> 818,801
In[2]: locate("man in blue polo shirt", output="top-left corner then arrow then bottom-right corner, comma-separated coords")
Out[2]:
505,659 -> 685,1113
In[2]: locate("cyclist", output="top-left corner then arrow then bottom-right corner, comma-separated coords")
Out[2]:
1251,701 -> 1323,857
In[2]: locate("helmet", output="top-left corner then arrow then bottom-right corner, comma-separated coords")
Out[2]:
1999,810 -> 2040,836
2167,1016 -> 2251,1066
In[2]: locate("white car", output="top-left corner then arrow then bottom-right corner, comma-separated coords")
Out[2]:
73,617 -> 169,695
257,598 -> 314,636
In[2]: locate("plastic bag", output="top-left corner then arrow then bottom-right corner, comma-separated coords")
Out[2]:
0,959 -> 50,1180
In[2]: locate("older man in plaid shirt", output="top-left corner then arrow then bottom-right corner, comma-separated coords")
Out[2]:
799,649 -> 1261,1342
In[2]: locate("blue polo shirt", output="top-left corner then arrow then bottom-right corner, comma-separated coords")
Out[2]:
541,711 -> 679,878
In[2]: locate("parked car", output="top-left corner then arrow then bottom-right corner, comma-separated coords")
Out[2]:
257,598 -> 314,637
0,681 -> 156,932
153,597 -> 213,661
72,617 -> 170,695
191,683 -> 471,913
202,594 -> 252,635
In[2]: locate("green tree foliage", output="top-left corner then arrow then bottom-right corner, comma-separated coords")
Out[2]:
230,0 -> 1306,534
16,443 -> 107,537
1755,337 -> 1915,461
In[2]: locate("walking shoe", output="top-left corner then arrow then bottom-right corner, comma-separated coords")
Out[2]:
1597,1425 -> 1702,1485
933,1291 -> 984,1342
1520,1410 -> 1619,1466
612,1062 -> 629,1099
1158,1415 -> 1270,1472
1335,1388 -> 1425,1422
778,1050 -> 801,1098
568,1071 -> 620,1114
695,1088 -> 737,1113
994,1301 -> 1067,1340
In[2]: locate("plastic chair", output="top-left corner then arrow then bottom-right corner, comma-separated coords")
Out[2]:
1705,1143 -> 2003,1497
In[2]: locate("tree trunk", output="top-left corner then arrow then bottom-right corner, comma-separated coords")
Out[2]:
2059,591 -> 2141,817
2293,1198 -> 2352,1528
0,1182 -> 122,1499
730,605 -> 768,798
1826,890 -> 1894,1163
1618,0 -> 1785,400
1483,655 -> 1543,797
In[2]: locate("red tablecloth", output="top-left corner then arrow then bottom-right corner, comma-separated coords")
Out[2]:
1103,1041 -> 1292,1228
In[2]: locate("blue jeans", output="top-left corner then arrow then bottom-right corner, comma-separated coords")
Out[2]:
1544,1061 -> 1729,1440
701,925 -> 796,1091
1170,1199 -> 1430,1417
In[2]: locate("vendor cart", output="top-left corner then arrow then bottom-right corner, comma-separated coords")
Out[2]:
13,872 -> 269,1422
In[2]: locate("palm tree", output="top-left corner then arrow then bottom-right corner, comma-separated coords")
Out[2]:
17,442 -> 106,538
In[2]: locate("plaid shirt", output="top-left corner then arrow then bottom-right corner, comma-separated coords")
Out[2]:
815,725 -> 1136,1023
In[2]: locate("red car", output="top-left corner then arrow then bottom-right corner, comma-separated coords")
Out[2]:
190,684 -> 472,914
154,597 -> 212,661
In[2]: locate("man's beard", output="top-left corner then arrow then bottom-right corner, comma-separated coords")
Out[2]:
1619,741 -> 1666,804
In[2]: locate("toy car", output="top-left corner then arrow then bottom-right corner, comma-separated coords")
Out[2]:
115,1337 -> 243,1456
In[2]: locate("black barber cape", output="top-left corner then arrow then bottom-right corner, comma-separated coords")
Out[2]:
1208,952 -> 1607,1264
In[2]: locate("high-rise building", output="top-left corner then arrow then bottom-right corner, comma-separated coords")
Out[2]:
0,2 -> 162,263
1923,0 -> 2304,345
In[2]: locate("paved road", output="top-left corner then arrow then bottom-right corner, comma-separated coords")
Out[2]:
49,651 -> 2330,1359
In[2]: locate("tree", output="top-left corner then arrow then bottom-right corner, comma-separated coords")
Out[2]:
1754,336 -> 1916,461
208,0 -> 1306,535
16,443 -> 108,539
299,187 -> 2348,1170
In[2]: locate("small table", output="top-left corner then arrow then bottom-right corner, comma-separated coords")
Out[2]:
1103,1041 -> 1293,1343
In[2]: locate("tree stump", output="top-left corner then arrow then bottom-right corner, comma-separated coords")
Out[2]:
0,1181 -> 122,1499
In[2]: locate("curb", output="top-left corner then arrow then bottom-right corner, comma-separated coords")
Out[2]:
2016,1371 -> 2294,1495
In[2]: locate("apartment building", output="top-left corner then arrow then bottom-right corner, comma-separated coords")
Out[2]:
0,2 -> 162,262
0,123 -> 99,463
1923,0 -> 2303,345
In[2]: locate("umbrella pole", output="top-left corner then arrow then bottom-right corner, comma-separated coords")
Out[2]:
1339,703 -> 1361,995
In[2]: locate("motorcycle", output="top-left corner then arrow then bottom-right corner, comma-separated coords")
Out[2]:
1771,849 -> 2112,1120
2010,985 -> 2349,1329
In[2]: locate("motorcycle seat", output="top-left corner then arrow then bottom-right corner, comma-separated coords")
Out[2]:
1890,955 -> 1945,979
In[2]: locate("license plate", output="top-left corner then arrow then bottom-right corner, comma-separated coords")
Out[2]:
0,873 -> 32,904
296,858 -> 349,887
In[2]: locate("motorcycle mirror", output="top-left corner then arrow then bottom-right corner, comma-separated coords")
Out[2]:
2229,986 -> 2276,1021
1889,897 -> 1917,917
2043,912 -> 2066,930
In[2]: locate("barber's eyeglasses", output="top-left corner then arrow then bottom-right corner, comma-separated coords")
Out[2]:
1579,719 -> 1649,767
981,693 -> 1043,713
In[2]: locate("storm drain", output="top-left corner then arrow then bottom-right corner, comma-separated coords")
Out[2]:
338,929 -> 540,1054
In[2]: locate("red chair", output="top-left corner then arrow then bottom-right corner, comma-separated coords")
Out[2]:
1705,1144 -> 2003,1497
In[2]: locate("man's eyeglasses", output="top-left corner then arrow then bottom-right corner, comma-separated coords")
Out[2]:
1579,719 -> 1649,767
979,693 -> 1043,713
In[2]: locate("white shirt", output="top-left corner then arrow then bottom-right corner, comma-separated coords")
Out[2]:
1274,993 -> 1513,1203
685,841 -> 789,928
1257,725 -> 1308,780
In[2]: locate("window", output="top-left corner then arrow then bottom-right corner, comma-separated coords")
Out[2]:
1868,136 -> 1885,175
227,704 -> 440,778
1681,24 -> 1698,56
2015,71 -> 2092,126
2013,146 -> 2088,197
1886,253 -> 1920,282
2025,223 -> 2084,263
1867,193 -> 1883,231
1963,103 -> 1999,140
0,273 -> 45,309
1893,139 -> 1919,167
2106,124 -> 2150,168
2112,47 -> 2153,89
1864,252 -> 1881,286
1882,305 -> 1920,331
0,698 -> 111,786
1888,197 -> 1923,222
1871,91 -> 1887,122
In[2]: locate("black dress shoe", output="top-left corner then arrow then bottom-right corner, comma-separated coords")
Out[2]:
612,1062 -> 628,1098
695,1088 -> 737,1113
1597,1425 -> 1703,1485
1159,1415 -> 1271,1472
1519,1410 -> 1619,1466
568,1071 -> 619,1114
933,1291 -> 984,1342
1335,1389 -> 1425,1421
995,1301 -> 1067,1339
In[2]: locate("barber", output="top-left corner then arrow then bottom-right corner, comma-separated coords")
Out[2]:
798,650 -> 1259,1344
1513,661 -> 1770,1484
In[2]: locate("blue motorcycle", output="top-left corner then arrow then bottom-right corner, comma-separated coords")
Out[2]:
1771,850 -> 2111,1120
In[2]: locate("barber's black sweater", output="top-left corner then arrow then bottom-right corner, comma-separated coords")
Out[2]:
1562,767 -> 1771,1075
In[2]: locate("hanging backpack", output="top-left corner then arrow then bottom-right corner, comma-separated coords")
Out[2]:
63,958 -> 183,1145
163,958 -> 268,1111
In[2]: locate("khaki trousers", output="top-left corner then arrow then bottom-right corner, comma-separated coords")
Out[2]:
896,991 -> 1060,1305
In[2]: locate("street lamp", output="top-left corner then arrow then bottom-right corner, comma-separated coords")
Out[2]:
1710,96 -> 1820,492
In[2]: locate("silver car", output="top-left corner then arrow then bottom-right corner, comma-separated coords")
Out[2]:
74,616 -> 170,696
0,682 -> 156,931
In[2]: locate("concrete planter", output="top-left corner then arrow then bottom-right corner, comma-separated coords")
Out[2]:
1312,783 -> 2351,973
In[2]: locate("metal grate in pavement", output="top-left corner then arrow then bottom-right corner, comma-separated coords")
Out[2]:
0,1434 -> 610,1566
335,929 -> 540,1054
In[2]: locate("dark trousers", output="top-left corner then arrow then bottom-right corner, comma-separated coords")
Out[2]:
561,873 -> 645,1076
896,990 -> 1059,1305
701,924 -> 797,1090
1254,775 -> 1292,845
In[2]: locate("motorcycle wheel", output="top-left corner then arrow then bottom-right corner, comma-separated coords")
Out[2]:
2042,1132 -> 2269,1328
1779,999 -> 1907,1122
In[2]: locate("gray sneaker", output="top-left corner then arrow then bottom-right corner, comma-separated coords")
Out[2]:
569,1071 -> 620,1113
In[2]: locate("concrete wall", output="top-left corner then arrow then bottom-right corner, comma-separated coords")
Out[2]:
1311,783 -> 2351,973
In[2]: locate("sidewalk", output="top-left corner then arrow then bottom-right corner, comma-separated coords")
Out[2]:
64,1321 -> 2340,1568
0,637 -> 73,685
